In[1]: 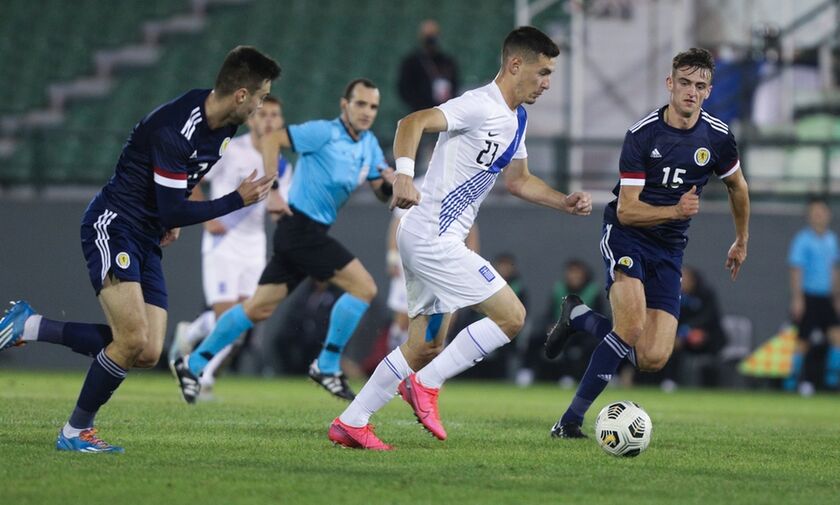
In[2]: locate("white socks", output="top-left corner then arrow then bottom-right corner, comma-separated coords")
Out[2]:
416,318 -> 510,389
186,310 -> 216,347
22,314 -> 42,342
200,343 -> 233,387
340,347 -> 413,427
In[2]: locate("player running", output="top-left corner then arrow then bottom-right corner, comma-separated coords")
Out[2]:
168,95 -> 293,399
328,26 -> 592,450
544,48 -> 750,438
0,46 -> 280,452
172,78 -> 396,403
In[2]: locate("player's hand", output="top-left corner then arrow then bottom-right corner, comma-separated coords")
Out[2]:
266,189 -> 293,220
204,219 -> 226,235
725,238 -> 747,281
380,167 -> 397,185
675,185 -> 700,219
236,170 -> 274,206
563,191 -> 592,216
390,173 -> 421,210
160,228 -> 180,247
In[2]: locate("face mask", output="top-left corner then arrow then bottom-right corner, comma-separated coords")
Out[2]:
423,35 -> 439,50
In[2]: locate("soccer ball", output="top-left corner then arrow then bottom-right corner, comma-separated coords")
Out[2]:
594,401 -> 652,457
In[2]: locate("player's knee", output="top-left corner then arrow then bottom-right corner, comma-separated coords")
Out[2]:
133,350 -> 160,368
638,352 -> 670,372
353,279 -> 377,303
614,324 -> 644,346
243,303 -> 272,323
496,304 -> 526,338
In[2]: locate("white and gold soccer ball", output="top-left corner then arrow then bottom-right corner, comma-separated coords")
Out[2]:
594,401 -> 652,457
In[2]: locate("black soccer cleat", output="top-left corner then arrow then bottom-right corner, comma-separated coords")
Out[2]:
170,355 -> 201,405
550,421 -> 587,439
544,294 -> 583,359
308,360 -> 356,401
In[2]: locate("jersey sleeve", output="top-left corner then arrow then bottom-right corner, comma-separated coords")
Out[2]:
436,92 -> 488,133
715,131 -> 740,178
788,232 -> 807,267
150,127 -> 193,189
287,120 -> 333,154
513,127 -> 528,160
618,130 -> 646,187
366,141 -> 387,181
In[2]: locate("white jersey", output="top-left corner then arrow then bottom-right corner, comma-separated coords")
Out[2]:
401,81 -> 528,241
201,134 -> 293,256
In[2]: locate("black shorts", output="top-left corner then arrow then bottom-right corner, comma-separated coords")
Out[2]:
798,295 -> 840,341
259,208 -> 355,290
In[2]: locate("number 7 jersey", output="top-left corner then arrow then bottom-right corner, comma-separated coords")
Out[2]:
401,81 -> 528,242
603,105 -> 741,249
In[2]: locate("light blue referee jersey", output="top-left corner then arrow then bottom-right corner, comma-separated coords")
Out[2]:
788,228 -> 839,296
287,117 -> 386,225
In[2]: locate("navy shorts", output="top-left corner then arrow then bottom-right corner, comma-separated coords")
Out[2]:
259,208 -> 354,291
600,222 -> 683,318
80,200 -> 168,309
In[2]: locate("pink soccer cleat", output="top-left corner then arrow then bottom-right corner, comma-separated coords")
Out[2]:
328,418 -> 393,451
398,373 -> 447,440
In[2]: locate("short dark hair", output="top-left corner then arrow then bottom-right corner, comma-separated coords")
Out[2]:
672,48 -> 715,78
502,26 -> 560,62
262,95 -> 282,108
343,78 -> 378,100
214,46 -> 281,96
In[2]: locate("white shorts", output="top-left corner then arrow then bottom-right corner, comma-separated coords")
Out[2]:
387,271 -> 409,314
397,226 -> 506,318
202,246 -> 266,306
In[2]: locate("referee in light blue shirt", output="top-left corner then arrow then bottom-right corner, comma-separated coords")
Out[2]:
175,79 -> 396,403
787,197 -> 840,393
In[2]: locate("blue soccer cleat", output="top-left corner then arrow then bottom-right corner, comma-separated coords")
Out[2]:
56,428 -> 125,453
0,300 -> 34,351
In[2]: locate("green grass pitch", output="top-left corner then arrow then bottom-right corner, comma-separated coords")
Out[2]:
1,369 -> 837,505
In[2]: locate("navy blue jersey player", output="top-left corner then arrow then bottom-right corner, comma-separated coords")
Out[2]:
0,46 -> 280,453
544,48 -> 750,438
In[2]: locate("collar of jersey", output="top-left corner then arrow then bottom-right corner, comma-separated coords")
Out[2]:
335,116 -> 366,143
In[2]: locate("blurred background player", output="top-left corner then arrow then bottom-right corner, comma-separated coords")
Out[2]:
173,78 -> 395,403
545,48 -> 750,438
786,196 -> 840,394
329,27 -> 592,450
0,46 -> 280,452
167,95 -> 293,400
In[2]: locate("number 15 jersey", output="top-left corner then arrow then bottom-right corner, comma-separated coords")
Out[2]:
401,81 -> 528,242
604,106 -> 741,249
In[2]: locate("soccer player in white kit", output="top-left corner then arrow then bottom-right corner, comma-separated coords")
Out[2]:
168,96 -> 292,397
329,26 -> 593,450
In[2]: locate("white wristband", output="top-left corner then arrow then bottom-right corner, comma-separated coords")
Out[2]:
395,157 -> 415,178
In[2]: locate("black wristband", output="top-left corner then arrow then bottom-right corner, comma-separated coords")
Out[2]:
271,179 -> 279,190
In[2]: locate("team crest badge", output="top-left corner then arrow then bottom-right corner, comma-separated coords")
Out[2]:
618,256 -> 634,268
115,252 -> 131,269
219,137 -> 231,156
694,147 -> 710,167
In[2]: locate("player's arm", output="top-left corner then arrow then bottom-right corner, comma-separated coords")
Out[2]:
156,169 -> 273,229
721,168 -> 749,280
390,108 -> 448,209
616,185 -> 699,227
503,158 -> 591,215
370,167 -> 396,203
189,181 -> 227,234
259,128 -> 292,180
